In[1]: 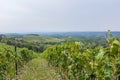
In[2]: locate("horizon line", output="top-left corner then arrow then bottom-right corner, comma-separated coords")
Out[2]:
0,31 -> 120,34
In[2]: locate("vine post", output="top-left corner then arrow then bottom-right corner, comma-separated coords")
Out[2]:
14,38 -> 18,75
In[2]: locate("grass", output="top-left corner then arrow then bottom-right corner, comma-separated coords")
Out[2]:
23,35 -> 64,43
15,58 -> 60,80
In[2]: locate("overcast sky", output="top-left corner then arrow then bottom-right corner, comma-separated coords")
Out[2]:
0,0 -> 120,32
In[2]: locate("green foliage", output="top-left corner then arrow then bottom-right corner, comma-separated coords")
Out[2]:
43,32 -> 120,80
20,48 -> 37,62
0,43 -> 38,79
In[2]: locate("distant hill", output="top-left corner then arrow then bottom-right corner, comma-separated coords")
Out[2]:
35,32 -> 120,38
22,35 -> 65,43
1,32 -> 120,38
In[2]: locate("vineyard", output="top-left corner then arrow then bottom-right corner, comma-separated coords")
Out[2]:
0,31 -> 120,80
43,32 -> 120,80
0,43 -> 38,80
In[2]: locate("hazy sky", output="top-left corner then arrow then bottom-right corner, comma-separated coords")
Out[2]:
0,0 -> 120,32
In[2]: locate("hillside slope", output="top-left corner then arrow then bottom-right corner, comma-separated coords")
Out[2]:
23,35 -> 64,43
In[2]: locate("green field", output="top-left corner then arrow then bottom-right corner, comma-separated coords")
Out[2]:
23,35 -> 65,43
